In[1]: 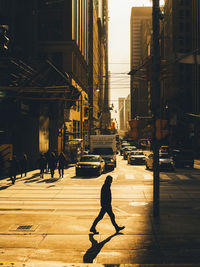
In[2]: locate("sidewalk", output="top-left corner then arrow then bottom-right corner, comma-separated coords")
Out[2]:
0,164 -> 200,266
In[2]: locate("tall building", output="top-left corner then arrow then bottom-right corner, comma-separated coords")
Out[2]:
88,0 -> 109,135
125,94 -> 131,131
118,98 -> 125,131
130,7 -> 152,119
162,0 -> 200,149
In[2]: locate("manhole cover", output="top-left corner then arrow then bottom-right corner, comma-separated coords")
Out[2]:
9,224 -> 38,232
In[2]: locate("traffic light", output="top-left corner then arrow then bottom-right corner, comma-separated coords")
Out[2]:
156,119 -> 169,140
0,26 -> 9,51
128,119 -> 139,139
84,106 -> 89,118
58,128 -> 62,137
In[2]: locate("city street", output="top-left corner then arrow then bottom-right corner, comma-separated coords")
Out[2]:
0,155 -> 200,266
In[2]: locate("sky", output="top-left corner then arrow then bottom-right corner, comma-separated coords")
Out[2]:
108,0 -> 165,126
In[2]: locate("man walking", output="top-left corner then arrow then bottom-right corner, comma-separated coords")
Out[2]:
8,155 -> 19,184
90,175 -> 125,234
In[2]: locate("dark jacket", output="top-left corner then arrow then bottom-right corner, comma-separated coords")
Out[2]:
38,155 -> 46,169
9,157 -> 19,175
58,153 -> 66,168
48,153 -> 57,169
100,182 -> 112,207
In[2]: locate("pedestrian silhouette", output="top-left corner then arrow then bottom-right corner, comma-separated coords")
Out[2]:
44,150 -> 51,173
37,153 -> 46,178
48,152 -> 57,178
57,152 -> 66,178
8,155 -> 19,184
90,175 -> 125,234
83,232 -> 120,263
20,154 -> 28,177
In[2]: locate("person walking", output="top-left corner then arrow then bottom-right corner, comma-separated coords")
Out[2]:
8,155 -> 19,184
57,152 -> 66,178
48,152 -> 57,178
90,175 -> 125,234
44,150 -> 51,173
37,153 -> 46,178
20,154 -> 28,177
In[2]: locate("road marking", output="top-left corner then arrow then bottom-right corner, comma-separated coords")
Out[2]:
192,174 -> 200,179
125,174 -> 135,179
160,174 -> 171,180
176,174 -> 190,180
144,174 -> 152,180
111,174 -> 118,180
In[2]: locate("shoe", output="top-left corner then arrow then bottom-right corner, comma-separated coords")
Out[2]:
116,226 -> 125,232
90,227 -> 99,234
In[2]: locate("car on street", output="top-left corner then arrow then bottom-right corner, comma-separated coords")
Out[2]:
127,150 -> 146,165
159,145 -> 170,154
120,142 -> 131,155
75,155 -> 105,176
146,153 -> 175,171
172,149 -> 194,168
123,146 -> 137,160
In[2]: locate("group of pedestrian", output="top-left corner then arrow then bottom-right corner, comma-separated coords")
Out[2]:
37,151 -> 67,178
8,154 -> 28,184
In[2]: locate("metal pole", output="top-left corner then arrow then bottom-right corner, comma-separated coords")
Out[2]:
152,0 -> 161,217
81,92 -> 83,139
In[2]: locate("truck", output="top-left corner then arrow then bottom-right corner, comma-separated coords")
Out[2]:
90,135 -> 117,169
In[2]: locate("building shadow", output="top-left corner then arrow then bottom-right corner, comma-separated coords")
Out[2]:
83,232 -> 122,263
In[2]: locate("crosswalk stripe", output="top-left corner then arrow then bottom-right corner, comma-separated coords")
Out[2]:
125,174 -> 135,179
192,174 -> 200,179
176,174 -> 190,180
160,174 -> 171,180
144,174 -> 152,180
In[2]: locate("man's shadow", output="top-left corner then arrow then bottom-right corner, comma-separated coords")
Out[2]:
83,232 -> 123,263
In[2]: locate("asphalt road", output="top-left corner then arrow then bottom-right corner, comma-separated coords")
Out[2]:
0,155 -> 200,266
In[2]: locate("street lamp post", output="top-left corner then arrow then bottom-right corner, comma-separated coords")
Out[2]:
151,0 -> 161,218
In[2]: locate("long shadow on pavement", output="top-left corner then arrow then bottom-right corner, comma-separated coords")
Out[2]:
37,177 -> 60,183
71,175 -> 100,180
83,232 -> 122,263
0,185 -> 12,190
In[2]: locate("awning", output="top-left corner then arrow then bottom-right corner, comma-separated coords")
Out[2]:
0,56 -> 80,103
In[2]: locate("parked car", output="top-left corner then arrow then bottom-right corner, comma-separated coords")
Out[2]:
146,153 -> 175,171
123,146 -> 137,160
127,151 -> 146,165
75,155 -> 105,176
172,149 -> 194,168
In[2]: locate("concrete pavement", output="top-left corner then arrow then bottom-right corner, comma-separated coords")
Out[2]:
0,158 -> 200,266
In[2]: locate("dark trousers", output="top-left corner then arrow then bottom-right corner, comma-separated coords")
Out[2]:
58,167 -> 64,177
50,168 -> 55,178
40,168 -> 44,178
91,205 -> 119,230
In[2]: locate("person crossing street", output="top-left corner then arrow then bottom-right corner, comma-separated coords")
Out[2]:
90,175 -> 125,234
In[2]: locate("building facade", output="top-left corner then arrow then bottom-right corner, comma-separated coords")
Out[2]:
130,7 -> 152,119
0,0 -> 110,173
162,0 -> 200,149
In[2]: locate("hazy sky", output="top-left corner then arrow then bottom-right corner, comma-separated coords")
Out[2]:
108,0 -> 164,126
